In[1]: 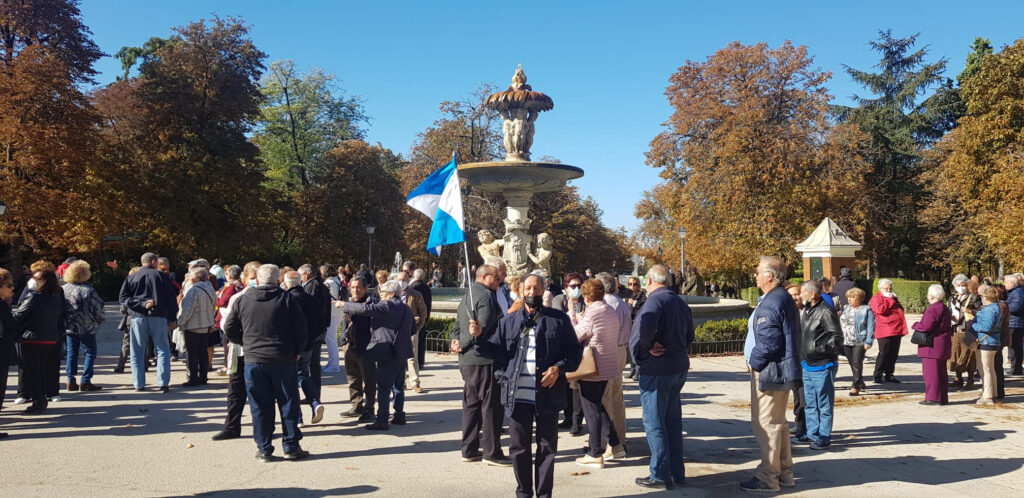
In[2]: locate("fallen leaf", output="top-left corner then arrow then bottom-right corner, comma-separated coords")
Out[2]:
186,443 -> 195,449
570,471 -> 590,476
345,467 -> 359,471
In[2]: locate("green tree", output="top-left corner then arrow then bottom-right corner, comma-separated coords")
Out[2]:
113,36 -> 176,80
837,30 -> 951,277
255,60 -> 367,191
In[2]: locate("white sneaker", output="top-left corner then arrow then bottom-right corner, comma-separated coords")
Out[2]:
13,397 -> 28,405
49,396 -> 62,402
311,403 -> 325,424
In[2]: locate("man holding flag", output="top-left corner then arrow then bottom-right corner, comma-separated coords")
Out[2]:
406,155 -> 512,467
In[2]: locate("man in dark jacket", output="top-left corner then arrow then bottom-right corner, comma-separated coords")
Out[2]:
740,256 -> 802,493
284,271 -> 326,425
299,264 -> 332,392
629,264 -> 694,490
223,264 -> 309,462
796,281 -> 842,450
831,267 -> 856,311
1005,274 -> 1024,377
479,273 -> 582,498
341,277 -> 378,421
118,252 -> 179,392
409,268 -> 432,369
450,264 -> 511,466
339,280 -> 414,430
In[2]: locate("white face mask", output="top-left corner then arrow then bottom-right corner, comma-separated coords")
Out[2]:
510,291 -> 519,301
27,278 -> 38,291
881,290 -> 893,298
568,287 -> 582,299
956,286 -> 967,295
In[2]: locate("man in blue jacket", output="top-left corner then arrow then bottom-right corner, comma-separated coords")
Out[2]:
118,252 -> 179,392
629,264 -> 694,490
1005,274 -> 1024,377
479,274 -> 582,498
740,256 -> 802,493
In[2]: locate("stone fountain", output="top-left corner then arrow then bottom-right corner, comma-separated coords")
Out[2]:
458,65 -> 584,278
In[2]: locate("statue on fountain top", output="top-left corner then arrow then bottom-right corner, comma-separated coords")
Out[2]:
485,65 -> 553,162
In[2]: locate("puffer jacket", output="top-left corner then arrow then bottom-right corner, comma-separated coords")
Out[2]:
1006,285 -> 1024,329
748,286 -> 802,391
14,291 -> 66,342
869,292 -> 908,338
177,280 -> 216,331
62,283 -> 105,335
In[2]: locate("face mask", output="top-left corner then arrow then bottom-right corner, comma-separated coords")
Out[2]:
399,281 -> 409,291
568,287 -> 582,299
510,291 -> 519,301
882,291 -> 893,298
524,295 -> 542,309
248,279 -> 258,288
802,300 -> 813,309
27,278 -> 38,291
956,286 -> 966,295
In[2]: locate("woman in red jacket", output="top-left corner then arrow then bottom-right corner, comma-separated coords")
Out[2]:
869,279 -> 908,384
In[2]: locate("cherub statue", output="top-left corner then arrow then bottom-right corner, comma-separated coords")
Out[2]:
477,229 -> 504,261
529,233 -> 553,274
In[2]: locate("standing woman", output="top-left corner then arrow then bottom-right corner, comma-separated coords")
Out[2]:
14,269 -> 65,414
912,285 -> 952,405
570,279 -> 623,469
839,287 -> 875,395
62,261 -> 106,392
869,279 -> 908,384
0,268 -> 18,428
949,276 -> 981,389
972,285 -> 1003,405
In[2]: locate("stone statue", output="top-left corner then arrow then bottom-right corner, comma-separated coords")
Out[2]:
477,229 -> 504,261
529,232 -> 552,275
502,218 -> 533,278
485,65 -> 553,162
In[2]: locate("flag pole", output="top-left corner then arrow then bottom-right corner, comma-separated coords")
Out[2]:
453,150 -> 476,320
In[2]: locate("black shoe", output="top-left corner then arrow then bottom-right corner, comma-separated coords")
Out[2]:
0,432 -> 8,439
180,380 -> 202,387
135,387 -> 146,392
872,377 -> 884,384
341,407 -> 362,418
364,421 -> 389,431
558,418 -> 572,428
635,477 -> 673,490
569,424 -> 584,436
357,412 -> 376,423
390,412 -> 406,425
255,451 -> 273,463
674,477 -> 686,486
739,476 -> 780,493
113,367 -> 125,374
159,385 -> 170,393
24,404 -> 46,415
886,377 -> 901,384
284,449 -> 310,460
212,430 -> 241,441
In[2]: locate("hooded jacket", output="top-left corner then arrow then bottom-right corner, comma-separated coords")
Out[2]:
223,284 -> 307,364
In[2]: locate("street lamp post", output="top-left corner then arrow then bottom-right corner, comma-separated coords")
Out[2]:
0,199 -> 7,216
366,223 -> 376,270
679,227 -> 687,271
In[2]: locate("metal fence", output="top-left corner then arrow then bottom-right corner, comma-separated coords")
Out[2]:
424,329 -> 454,353
423,327 -> 744,356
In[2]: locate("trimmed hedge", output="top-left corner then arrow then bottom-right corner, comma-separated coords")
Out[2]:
426,316 -> 456,334
740,287 -> 760,307
695,317 -> 747,342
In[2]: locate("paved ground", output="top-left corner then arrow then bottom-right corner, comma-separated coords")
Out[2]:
1,306 -> 1023,497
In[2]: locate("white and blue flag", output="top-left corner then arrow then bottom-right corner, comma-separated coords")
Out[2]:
406,154 -> 466,255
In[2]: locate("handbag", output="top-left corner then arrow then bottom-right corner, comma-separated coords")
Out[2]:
364,326 -> 397,362
910,330 -> 934,347
566,345 -> 599,381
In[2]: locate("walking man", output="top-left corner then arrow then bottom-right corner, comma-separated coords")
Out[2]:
223,264 -> 309,462
740,256 -> 801,493
118,252 -> 178,392
630,265 -> 694,490
284,271 -> 326,425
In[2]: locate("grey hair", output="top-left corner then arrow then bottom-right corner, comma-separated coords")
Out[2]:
379,280 -> 402,297
413,268 -> 426,280
927,284 -> 946,302
759,256 -> 787,282
596,272 -> 616,294
297,264 -> 315,276
158,257 -> 170,267
283,271 -> 302,289
484,256 -> 506,270
1016,273 -> 1024,284
191,267 -> 209,282
476,264 -> 497,279
1005,274 -> 1019,286
952,274 -> 969,286
877,278 -> 894,289
523,273 -> 547,289
141,252 -> 157,266
801,280 -> 821,296
225,265 -> 241,280
256,264 -> 280,286
646,264 -> 670,285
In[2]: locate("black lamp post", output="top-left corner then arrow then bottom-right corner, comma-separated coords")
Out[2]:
366,223 -> 376,269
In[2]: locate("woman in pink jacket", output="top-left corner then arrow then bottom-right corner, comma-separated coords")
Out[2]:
569,278 -> 622,469
869,279 -> 908,384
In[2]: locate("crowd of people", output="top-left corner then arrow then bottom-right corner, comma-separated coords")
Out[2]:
0,251 -> 1020,495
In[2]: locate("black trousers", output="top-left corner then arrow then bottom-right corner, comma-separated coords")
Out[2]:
21,342 -> 59,407
1010,327 -> 1024,374
509,402 -> 558,498
0,339 -> 12,411
995,350 -> 1005,399
417,330 -> 427,369
224,355 -> 246,433
792,385 -> 805,437
843,345 -> 867,387
460,363 -> 503,459
873,336 -> 902,380
345,346 -> 377,412
184,330 -> 210,383
117,328 -> 131,370
579,380 -> 618,457
563,384 -> 582,424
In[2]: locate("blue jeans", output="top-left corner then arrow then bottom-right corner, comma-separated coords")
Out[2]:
802,365 -> 838,442
244,361 -> 303,454
376,359 -> 405,424
129,316 -> 170,389
297,345 -> 322,406
638,371 -> 688,482
66,334 -> 98,384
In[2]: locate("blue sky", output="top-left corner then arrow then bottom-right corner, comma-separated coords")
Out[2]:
80,1 -> 1023,231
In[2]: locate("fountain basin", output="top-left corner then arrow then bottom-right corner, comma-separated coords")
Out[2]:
458,161 -> 584,193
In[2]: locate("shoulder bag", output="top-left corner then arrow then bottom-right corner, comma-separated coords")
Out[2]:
566,345 -> 598,381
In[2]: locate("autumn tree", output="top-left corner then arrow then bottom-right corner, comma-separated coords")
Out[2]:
0,0 -> 105,266
920,38 -> 1024,270
640,41 -> 871,277
837,31 -> 953,277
